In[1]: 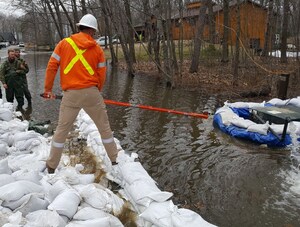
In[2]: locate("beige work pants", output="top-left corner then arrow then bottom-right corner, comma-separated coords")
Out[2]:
46,87 -> 118,169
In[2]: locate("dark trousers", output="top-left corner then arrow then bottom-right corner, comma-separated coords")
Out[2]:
5,76 -> 24,107
22,76 -> 32,103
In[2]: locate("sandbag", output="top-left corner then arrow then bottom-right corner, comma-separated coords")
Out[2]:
0,180 -> 43,202
247,123 -> 269,135
73,207 -> 123,226
140,201 -> 217,227
15,193 -> 49,216
78,184 -> 112,212
43,179 -> 71,203
12,169 -> 42,185
48,189 -> 81,219
25,210 -> 66,227
0,108 -> 13,121
65,217 -> 117,227
3,102 -> 14,111
125,180 -> 173,207
0,174 -> 15,187
0,159 -> 12,174
0,143 -> 8,156
118,162 -> 155,185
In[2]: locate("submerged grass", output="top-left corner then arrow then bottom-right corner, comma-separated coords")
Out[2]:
63,131 -> 138,226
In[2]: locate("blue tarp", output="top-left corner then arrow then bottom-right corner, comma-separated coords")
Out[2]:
213,107 -> 292,147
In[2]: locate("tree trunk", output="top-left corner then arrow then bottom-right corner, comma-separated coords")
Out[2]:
58,0 -> 76,34
99,0 -> 118,67
262,0 -> 274,57
71,0 -> 79,26
142,0 -> 151,43
148,15 -> 161,71
45,0 -> 64,39
222,0 -> 230,63
208,0 -> 215,44
51,0 -> 64,37
124,0 -> 136,63
167,0 -> 178,75
81,0 -> 87,15
281,0 -> 289,63
178,0 -> 184,75
189,0 -> 208,73
232,0 -> 241,87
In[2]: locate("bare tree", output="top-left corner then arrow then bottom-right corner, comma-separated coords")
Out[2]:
58,0 -> 76,34
98,0 -> 118,67
43,0 -> 64,39
102,0 -> 135,76
124,0 -> 136,63
148,14 -> 161,70
262,0 -> 274,57
289,0 -> 299,60
189,0 -> 209,73
207,0 -> 215,44
232,0 -> 241,86
280,0 -> 289,63
177,0 -> 184,75
142,0 -> 151,42
71,0 -> 79,24
222,0 -> 230,63
81,0 -> 87,15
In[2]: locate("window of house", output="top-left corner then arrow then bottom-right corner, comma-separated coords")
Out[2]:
249,38 -> 260,49
189,17 -> 196,26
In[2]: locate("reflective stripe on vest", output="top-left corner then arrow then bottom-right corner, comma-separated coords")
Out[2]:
97,62 -> 106,68
51,52 -> 60,62
64,37 -> 94,75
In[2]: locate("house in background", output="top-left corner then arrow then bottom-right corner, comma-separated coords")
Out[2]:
171,0 -> 268,49
0,32 -> 17,45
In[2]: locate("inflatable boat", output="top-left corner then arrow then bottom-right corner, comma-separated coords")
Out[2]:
213,97 -> 300,147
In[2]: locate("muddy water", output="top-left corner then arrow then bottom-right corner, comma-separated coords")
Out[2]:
23,52 -> 300,227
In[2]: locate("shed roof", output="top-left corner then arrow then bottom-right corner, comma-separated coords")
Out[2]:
0,32 -> 16,42
172,0 -> 265,19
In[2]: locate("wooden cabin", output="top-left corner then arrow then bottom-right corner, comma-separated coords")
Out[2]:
171,0 -> 268,49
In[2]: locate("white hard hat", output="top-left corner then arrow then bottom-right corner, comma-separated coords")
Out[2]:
76,14 -> 98,31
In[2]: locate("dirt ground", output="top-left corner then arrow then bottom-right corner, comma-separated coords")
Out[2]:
118,56 -> 300,103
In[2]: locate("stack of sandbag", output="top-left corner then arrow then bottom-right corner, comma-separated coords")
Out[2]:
76,110 -> 123,172
76,110 -> 217,227
0,102 -> 126,226
0,161 -> 126,226
0,100 -> 13,122
0,101 -> 217,226
215,105 -> 293,136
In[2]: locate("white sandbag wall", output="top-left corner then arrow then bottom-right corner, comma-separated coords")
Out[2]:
76,110 -> 216,227
0,100 -> 125,226
0,99 -> 216,227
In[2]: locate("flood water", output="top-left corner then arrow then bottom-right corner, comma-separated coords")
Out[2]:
21,51 -> 300,227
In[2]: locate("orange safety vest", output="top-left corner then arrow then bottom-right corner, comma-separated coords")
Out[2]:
44,32 -> 106,92
64,37 -> 94,75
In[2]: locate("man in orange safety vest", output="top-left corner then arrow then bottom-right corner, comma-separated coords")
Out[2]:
43,14 -> 119,173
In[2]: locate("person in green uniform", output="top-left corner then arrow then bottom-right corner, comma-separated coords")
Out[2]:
0,49 -> 25,110
14,48 -> 31,107
0,79 -> 2,100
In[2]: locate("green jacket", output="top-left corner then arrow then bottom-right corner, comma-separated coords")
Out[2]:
17,58 -> 29,76
0,59 -> 25,84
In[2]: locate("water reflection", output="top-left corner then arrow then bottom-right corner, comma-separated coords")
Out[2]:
22,52 -> 300,227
